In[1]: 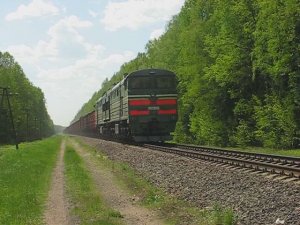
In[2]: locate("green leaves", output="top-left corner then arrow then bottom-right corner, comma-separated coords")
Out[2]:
0,52 -> 54,144
253,95 -> 296,148
74,0 -> 300,149
254,0 -> 299,77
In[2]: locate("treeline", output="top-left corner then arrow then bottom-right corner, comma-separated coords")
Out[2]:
0,52 -> 54,144
74,0 -> 300,149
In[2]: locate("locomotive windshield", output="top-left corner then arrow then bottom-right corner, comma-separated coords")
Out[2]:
129,76 -> 175,89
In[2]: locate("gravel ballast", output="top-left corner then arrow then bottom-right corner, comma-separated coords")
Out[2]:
79,137 -> 300,225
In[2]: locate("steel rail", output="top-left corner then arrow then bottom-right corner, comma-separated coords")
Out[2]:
161,143 -> 300,166
143,144 -> 300,179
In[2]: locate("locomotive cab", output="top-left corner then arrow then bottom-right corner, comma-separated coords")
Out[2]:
96,68 -> 178,142
127,69 -> 177,142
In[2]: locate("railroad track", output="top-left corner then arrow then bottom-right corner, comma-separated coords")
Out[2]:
142,143 -> 300,179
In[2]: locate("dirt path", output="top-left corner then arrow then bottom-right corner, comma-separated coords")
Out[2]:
44,140 -> 71,225
71,140 -> 165,225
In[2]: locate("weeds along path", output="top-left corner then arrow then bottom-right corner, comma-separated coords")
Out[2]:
44,140 -> 71,225
70,139 -> 164,225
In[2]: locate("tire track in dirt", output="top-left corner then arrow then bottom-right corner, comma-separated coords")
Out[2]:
70,140 -> 165,225
44,140 -> 71,225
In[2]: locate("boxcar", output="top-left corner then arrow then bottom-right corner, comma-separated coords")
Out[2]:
65,119 -> 81,135
81,111 -> 97,136
65,111 -> 96,136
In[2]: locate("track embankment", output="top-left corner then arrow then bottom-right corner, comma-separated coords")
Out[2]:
70,139 -> 165,225
79,136 -> 300,225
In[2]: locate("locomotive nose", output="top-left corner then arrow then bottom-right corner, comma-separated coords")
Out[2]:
149,93 -> 157,101
148,118 -> 159,133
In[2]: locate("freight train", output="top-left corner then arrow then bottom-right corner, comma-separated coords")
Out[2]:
65,69 -> 178,142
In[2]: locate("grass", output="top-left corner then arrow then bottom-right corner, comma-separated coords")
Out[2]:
74,137 -> 237,225
227,146 -> 300,157
64,143 -> 123,225
172,141 -> 300,157
0,136 -> 62,225
207,204 -> 236,225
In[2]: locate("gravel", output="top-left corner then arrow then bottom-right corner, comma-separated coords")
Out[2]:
79,137 -> 300,225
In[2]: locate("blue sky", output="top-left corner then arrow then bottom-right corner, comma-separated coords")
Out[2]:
0,0 -> 185,126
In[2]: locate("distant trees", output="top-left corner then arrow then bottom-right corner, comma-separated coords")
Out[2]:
0,52 -> 54,144
74,0 -> 300,149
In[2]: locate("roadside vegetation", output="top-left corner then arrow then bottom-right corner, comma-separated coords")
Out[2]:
0,52 -> 54,144
0,136 -> 61,225
227,146 -> 300,157
74,0 -> 300,150
64,143 -> 123,225
75,138 -> 237,225
176,142 -> 300,157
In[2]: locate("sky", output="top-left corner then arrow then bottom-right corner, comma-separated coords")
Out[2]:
0,0 -> 185,126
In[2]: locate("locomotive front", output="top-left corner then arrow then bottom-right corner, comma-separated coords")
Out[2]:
127,69 -> 177,142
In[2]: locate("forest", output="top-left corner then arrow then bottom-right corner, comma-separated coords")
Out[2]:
0,52 -> 54,144
74,0 -> 300,149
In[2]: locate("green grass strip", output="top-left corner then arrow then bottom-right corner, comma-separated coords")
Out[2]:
227,146 -> 300,157
167,141 -> 300,157
0,136 -> 62,225
74,137 -> 237,225
64,144 -> 123,225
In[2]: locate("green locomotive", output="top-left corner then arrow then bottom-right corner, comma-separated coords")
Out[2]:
96,69 -> 178,142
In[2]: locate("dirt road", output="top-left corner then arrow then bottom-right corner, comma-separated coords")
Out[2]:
44,140 -> 71,225
43,139 -> 164,225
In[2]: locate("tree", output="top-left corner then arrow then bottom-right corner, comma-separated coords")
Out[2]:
0,52 -> 54,144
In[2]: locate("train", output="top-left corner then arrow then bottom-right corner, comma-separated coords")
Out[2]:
65,68 -> 178,142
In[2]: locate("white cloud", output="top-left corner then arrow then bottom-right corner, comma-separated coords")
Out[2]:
101,0 -> 185,31
5,15 -> 135,125
6,40 -> 58,64
36,51 -> 135,81
36,50 -> 135,125
48,15 -> 93,36
7,16 -> 94,64
88,10 -> 98,18
5,0 -> 59,21
150,28 -> 164,40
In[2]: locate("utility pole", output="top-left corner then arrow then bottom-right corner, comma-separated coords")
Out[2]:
34,117 -> 37,139
0,87 -> 18,150
39,119 -> 42,139
25,107 -> 29,141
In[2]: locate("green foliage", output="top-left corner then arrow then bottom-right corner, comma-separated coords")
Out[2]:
231,99 -> 256,147
0,136 -> 61,225
253,95 -> 296,148
210,204 -> 237,225
73,0 -> 300,149
0,52 -> 54,144
254,0 -> 299,77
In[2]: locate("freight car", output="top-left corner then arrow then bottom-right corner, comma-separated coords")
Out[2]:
66,68 -> 178,142
64,118 -> 80,135
81,111 -> 97,137
64,111 -> 96,137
